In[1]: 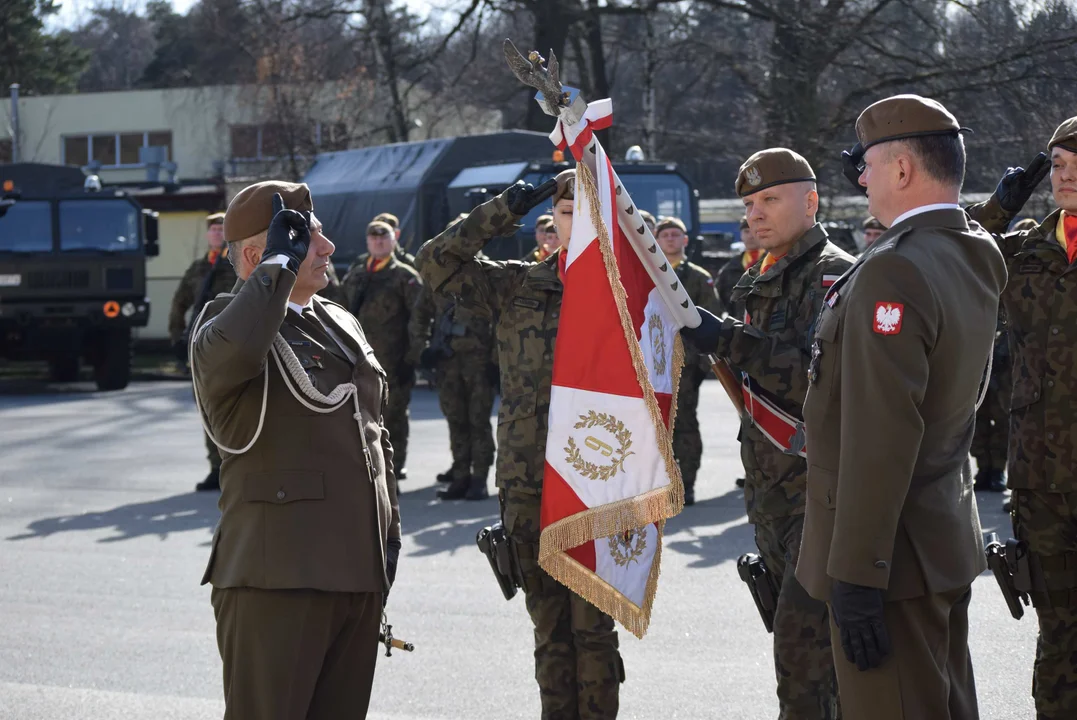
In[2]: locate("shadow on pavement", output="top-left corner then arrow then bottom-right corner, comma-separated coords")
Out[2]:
399,485 -> 499,558
663,487 -> 754,569
6,492 -> 220,543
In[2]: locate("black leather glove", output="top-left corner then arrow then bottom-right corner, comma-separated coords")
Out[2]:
679,307 -> 725,355
994,152 -> 1050,214
384,536 -> 402,606
505,179 -> 558,215
419,346 -> 441,370
830,580 -> 891,671
261,193 -> 311,273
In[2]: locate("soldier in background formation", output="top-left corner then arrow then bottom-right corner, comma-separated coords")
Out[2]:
684,148 -> 854,718
372,212 -> 418,267
716,217 -> 762,315
417,170 -> 625,718
654,216 -> 721,506
639,209 -> 657,236
861,216 -> 886,251
968,116 -> 1077,720
524,214 -> 558,262
168,212 -> 238,492
342,220 -> 424,480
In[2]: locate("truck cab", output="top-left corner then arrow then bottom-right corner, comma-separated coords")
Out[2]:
0,163 -> 159,390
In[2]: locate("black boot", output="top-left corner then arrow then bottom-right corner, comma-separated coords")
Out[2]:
196,468 -> 220,492
735,477 -> 745,488
436,469 -> 455,483
437,474 -> 470,500
465,474 -> 490,501
974,468 -> 1006,493
684,484 -> 695,506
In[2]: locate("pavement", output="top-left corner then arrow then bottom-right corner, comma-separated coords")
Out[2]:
0,378 -> 1037,719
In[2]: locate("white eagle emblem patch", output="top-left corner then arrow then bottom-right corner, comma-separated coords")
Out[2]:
873,302 -> 904,335
745,166 -> 762,187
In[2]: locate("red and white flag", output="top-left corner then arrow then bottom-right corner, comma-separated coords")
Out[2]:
538,137 -> 686,639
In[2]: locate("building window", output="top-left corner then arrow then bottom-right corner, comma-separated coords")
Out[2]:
229,121 -> 346,161
62,131 -> 174,168
0,139 -> 11,163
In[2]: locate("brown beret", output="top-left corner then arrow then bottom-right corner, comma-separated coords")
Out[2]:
739,216 -> 749,230
735,148 -> 816,197
552,169 -> 575,205
367,220 -> 394,236
224,181 -> 312,243
1049,117 -> 1077,154
655,217 -> 687,234
206,212 -> 225,227
862,216 -> 886,231
373,212 -> 400,229
855,94 -> 969,151
535,214 -> 553,230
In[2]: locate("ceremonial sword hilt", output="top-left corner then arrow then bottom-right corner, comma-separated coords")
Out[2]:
380,613 -> 414,657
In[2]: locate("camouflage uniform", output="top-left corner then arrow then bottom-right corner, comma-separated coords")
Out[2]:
969,309 -> 1011,481
716,225 -> 854,719
715,252 -> 751,316
416,193 -> 623,718
317,262 -> 347,305
169,252 -> 238,471
408,285 -> 497,482
672,260 -> 721,500
342,255 -> 423,473
972,200 -> 1077,720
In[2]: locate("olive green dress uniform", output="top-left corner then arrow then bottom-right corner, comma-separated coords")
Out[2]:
671,259 -> 721,502
408,284 -> 497,484
796,97 -> 1007,720
341,255 -> 423,474
416,186 -> 623,719
192,184 -> 400,720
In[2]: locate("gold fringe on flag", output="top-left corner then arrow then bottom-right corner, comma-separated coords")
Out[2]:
538,158 -> 686,640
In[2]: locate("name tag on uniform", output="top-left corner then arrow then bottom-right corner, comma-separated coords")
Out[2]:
1018,259 -> 1045,274
512,297 -> 542,310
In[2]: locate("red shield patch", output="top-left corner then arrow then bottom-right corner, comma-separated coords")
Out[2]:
873,302 -> 904,335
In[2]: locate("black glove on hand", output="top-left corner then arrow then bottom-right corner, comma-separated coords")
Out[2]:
679,307 -> 725,355
505,179 -> 559,216
418,346 -> 441,370
830,580 -> 891,672
261,193 -> 311,273
384,536 -> 402,606
995,152 -> 1050,214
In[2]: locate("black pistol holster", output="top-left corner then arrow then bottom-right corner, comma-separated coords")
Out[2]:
985,532 -> 1031,620
737,552 -> 777,633
476,522 -> 523,601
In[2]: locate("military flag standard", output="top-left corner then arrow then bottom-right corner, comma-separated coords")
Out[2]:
538,105 -> 687,639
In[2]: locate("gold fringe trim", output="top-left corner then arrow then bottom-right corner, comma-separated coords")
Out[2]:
537,157 -> 685,639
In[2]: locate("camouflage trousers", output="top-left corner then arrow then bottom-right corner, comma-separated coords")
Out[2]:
673,365 -> 705,490
970,348 -> 1011,472
1012,489 -> 1077,720
385,377 -> 414,471
754,514 -> 840,720
436,354 -> 496,480
502,489 -> 623,719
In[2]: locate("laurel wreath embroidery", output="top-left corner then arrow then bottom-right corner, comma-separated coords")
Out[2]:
564,411 -> 635,482
647,313 -> 667,377
608,529 -> 647,567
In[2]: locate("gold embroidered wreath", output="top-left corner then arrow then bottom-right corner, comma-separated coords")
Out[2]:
647,313 -> 667,377
563,410 -> 635,482
608,529 -> 648,567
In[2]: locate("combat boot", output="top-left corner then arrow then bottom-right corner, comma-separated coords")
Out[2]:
437,474 -> 470,500
195,468 -> 220,492
465,474 -> 489,501
436,469 -> 455,483
974,468 -> 1006,493
684,484 -> 695,506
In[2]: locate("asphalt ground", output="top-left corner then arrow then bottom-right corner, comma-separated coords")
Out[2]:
0,377 -> 1037,719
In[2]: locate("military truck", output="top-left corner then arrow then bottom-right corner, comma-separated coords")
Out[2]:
0,163 -> 159,390
302,130 -> 700,271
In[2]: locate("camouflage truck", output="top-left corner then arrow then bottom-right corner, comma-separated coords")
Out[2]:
0,163 -> 159,391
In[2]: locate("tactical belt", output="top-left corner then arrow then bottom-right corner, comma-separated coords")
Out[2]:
741,373 -> 807,458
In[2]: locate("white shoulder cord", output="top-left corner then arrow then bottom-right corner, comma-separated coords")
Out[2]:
974,346 -> 993,413
189,304 -> 370,465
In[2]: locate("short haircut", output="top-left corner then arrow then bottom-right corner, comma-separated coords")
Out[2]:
897,134 -> 966,188
227,231 -> 266,271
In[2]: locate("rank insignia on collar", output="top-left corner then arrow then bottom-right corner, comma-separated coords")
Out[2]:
873,302 -> 904,335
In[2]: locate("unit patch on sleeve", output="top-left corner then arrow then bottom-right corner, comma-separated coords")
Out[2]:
873,302 -> 904,335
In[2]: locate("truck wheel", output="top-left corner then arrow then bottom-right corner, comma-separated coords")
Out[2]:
48,353 -> 81,383
93,328 -> 131,391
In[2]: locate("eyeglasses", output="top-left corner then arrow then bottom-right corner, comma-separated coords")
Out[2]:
368,229 -> 390,237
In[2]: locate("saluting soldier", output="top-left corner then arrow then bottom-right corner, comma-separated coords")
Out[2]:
967,118 -> 1077,720
654,215 -> 721,506
793,95 -> 1006,720
417,171 -> 626,717
191,181 -> 401,718
168,212 -> 238,492
682,149 -> 853,719
342,220 -> 424,480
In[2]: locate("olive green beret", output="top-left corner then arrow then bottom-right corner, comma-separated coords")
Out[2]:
373,212 -> 400,229
552,169 -> 576,205
735,148 -> 816,197
855,94 -> 969,151
862,216 -> 886,231
1049,117 -> 1077,154
224,181 -> 313,243
206,212 -> 225,227
535,214 -> 553,230
655,217 -> 687,234
367,220 -> 394,236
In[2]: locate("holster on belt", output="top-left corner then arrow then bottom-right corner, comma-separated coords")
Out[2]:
476,521 -> 531,600
984,532 -> 1029,620
737,553 -> 777,633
